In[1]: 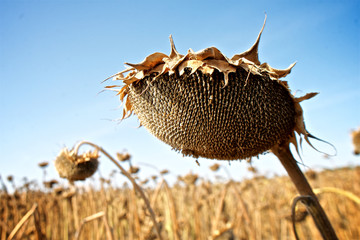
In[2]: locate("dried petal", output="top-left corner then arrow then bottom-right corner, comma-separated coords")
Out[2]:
231,15 -> 267,65
126,52 -> 168,71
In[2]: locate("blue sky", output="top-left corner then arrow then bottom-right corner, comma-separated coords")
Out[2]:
1,0 -> 359,186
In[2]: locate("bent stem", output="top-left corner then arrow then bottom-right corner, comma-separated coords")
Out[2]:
272,142 -> 338,240
73,141 -> 162,240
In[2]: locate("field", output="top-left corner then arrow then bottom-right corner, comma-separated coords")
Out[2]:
1,165 -> 359,240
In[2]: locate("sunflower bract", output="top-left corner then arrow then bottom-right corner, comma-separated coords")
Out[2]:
108,18 -> 315,161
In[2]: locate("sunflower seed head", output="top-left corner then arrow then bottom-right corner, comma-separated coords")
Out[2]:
117,152 -> 131,162
107,18 -> 316,161
351,127 -> 360,155
129,166 -> 140,174
210,163 -> 220,172
54,148 -> 99,182
38,161 -> 49,168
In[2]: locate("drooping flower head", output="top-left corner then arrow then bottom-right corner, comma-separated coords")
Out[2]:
107,17 -> 317,161
54,147 -> 99,181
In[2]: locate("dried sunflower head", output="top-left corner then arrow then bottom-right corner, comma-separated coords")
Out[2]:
43,179 -> 58,188
117,152 -> 131,162
209,163 -> 220,172
128,165 -> 140,174
38,161 -> 49,168
351,127 -> 360,155
6,175 -> 13,182
54,148 -> 99,181
107,17 -> 316,161
182,172 -> 199,185
160,169 -> 169,175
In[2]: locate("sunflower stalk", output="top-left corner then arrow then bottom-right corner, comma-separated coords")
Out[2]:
106,16 -> 340,239
272,142 -> 338,240
73,141 -> 162,240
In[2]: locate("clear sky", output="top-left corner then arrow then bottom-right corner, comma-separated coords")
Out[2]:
1,0 -> 359,187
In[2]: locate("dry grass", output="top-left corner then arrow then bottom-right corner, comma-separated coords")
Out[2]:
1,166 -> 359,240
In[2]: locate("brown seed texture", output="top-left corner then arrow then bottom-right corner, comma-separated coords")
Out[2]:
129,67 -> 295,160
54,148 -> 99,181
108,18 -> 315,161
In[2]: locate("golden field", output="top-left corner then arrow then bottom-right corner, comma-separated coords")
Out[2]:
1,165 -> 359,240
